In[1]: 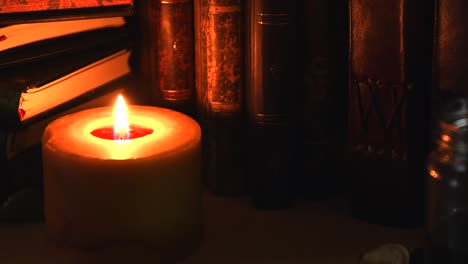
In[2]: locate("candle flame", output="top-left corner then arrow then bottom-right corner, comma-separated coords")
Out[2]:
113,94 -> 130,141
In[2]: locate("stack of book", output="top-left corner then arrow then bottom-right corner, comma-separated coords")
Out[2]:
0,1 -> 135,222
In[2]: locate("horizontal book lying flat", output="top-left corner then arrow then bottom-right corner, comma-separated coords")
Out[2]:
0,0 -> 134,24
0,17 -> 130,68
0,16 -> 126,52
23,49 -> 131,122
4,76 -> 133,160
0,49 -> 131,127
0,31 -> 129,92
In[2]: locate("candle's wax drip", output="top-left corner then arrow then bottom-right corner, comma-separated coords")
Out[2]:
91,125 -> 153,140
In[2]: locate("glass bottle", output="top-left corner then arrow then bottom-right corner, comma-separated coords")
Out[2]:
425,97 -> 468,264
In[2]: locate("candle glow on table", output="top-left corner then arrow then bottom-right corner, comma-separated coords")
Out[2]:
41,95 -> 202,252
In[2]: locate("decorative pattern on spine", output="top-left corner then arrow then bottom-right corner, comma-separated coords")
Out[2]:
348,0 -> 433,227
348,78 -> 412,160
194,0 -> 245,196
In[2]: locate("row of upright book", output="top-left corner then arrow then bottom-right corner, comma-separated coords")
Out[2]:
0,1 -> 137,221
145,0 -> 468,229
136,0 -> 344,209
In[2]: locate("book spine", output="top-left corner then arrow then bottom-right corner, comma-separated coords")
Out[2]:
298,0 -> 331,200
297,0 -> 349,200
0,89 -> 22,129
195,0 -> 246,196
348,0 -> 433,227
130,0 -> 153,105
0,130 -> 22,222
433,0 -> 468,99
245,0 -> 297,209
0,129 -> 12,214
153,0 -> 196,117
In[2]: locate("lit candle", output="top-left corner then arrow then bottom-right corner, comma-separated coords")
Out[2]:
41,95 -> 202,253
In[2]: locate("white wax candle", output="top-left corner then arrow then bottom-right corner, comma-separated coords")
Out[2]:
41,103 -> 202,253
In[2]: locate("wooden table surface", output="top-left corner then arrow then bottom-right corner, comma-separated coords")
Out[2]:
0,193 -> 423,264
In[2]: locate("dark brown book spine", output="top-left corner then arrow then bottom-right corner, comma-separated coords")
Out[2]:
349,0 -> 433,227
245,0 -> 297,209
128,0 -> 152,105
297,0 -> 349,200
0,131 -> 11,206
194,0 -> 245,196
150,0 -> 195,116
433,0 -> 468,99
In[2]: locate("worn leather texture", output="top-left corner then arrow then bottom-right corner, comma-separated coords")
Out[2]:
194,0 -> 246,196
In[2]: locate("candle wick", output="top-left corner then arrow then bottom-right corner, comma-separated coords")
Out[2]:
114,128 -> 129,141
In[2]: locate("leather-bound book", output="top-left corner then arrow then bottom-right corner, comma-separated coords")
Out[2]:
297,0 -> 349,200
129,0 -> 153,105
151,0 -> 196,117
348,0 -> 434,227
245,0 -> 298,209
194,0 -> 246,196
434,0 -> 468,99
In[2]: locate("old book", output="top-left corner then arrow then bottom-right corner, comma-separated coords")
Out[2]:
146,0 -> 196,117
0,17 -> 129,69
127,0 -> 152,105
0,17 -> 125,52
433,0 -> 468,99
297,0 -> 348,200
245,0 -> 297,209
0,49 -> 131,128
3,77 -> 132,160
348,0 -> 434,227
0,0 -> 134,24
194,0 -> 245,196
